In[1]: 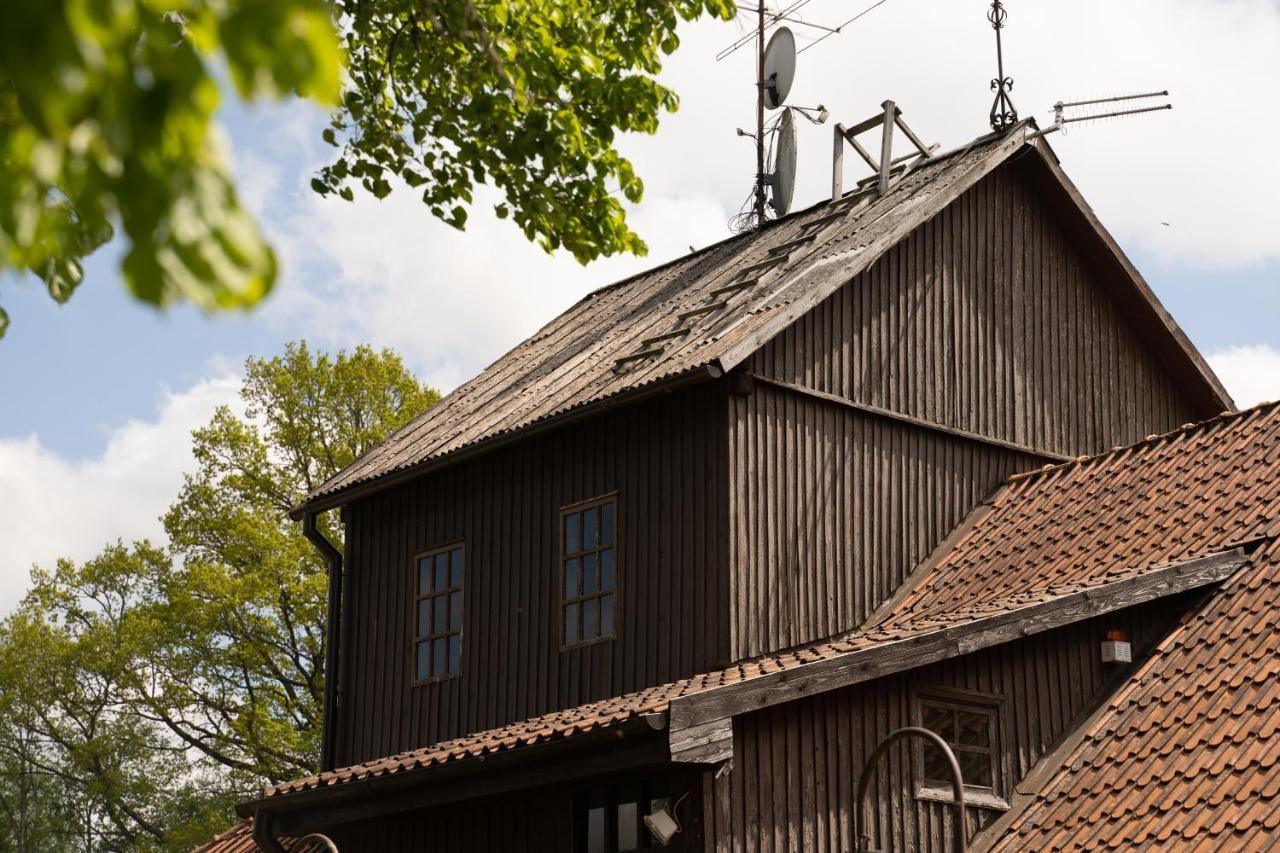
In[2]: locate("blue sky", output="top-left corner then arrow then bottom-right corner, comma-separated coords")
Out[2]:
1,0 -> 1277,610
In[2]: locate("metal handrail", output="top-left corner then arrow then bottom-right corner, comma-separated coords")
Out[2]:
853,727 -> 968,853
296,833 -> 340,852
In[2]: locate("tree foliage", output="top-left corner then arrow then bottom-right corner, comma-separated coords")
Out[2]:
0,342 -> 438,848
0,0 -> 733,336
0,1 -> 342,336
319,0 -> 733,261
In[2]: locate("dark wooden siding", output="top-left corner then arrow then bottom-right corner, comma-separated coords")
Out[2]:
728,382 -> 1043,657
337,383 -> 730,766
748,161 -> 1200,458
326,786 -> 570,852
731,162 -> 1201,656
704,600 -> 1177,853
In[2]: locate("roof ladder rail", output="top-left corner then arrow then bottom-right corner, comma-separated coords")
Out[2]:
639,328 -> 690,348
737,254 -> 790,278
677,301 -> 729,323
768,233 -> 818,255
710,279 -> 760,299
613,348 -> 665,370
802,208 -> 848,233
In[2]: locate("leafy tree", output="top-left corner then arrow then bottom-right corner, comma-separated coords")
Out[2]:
0,342 -> 438,848
0,1 -> 342,336
0,0 -> 733,336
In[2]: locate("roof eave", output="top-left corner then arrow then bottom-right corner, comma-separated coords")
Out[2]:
240,715 -> 670,836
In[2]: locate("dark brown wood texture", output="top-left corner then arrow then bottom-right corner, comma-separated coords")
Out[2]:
325,786 -> 570,852
728,381 -> 1043,657
730,162 -> 1201,656
337,384 -> 730,767
748,161 -> 1200,458
704,601 -> 1176,853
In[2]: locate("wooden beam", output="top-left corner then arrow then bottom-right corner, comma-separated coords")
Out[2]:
750,373 -> 1071,464
667,548 -> 1249,734
669,718 -> 734,764
878,100 -> 896,195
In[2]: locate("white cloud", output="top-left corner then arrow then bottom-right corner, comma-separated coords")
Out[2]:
1207,344 -> 1280,409
0,373 -> 241,613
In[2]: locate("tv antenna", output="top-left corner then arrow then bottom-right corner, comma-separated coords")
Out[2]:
1034,91 -> 1173,136
725,3 -> 851,231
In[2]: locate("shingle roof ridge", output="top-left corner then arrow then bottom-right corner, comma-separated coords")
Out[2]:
569,125 -> 1014,306
1007,398 -> 1280,485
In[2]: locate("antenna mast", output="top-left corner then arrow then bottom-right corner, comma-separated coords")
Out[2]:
754,2 -> 767,225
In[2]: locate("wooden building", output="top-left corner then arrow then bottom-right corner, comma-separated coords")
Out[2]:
201,120 -> 1280,852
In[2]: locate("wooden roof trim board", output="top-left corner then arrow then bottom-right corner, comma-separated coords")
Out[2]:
664,547 -> 1250,747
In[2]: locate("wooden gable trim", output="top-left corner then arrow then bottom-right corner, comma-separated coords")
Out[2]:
666,547 -> 1250,740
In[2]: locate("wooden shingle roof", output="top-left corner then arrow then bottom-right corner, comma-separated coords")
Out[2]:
295,124 -> 1229,516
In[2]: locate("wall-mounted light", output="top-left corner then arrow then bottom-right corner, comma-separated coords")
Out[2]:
1101,629 -> 1131,664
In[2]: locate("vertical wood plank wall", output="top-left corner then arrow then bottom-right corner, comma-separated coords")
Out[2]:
338,383 -> 730,767
728,383 -> 1042,657
731,162 -> 1201,656
749,162 -> 1200,457
706,601 -> 1174,853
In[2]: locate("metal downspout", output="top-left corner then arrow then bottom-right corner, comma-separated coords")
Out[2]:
303,510 -> 343,774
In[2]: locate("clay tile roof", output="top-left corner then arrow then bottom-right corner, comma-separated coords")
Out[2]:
982,406 -> 1280,849
297,129 -> 1038,513
886,400 -> 1280,628
195,819 -> 326,852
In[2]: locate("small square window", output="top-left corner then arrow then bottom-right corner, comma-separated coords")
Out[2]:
414,543 -> 463,682
562,496 -> 617,647
913,687 -> 1006,810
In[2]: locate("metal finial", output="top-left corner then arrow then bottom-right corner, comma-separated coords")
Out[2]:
987,0 -> 1018,132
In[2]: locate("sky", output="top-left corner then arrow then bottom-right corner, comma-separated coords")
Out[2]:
1,0 -> 1278,612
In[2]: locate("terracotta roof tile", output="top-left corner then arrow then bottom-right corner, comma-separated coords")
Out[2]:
985,403 -> 1280,849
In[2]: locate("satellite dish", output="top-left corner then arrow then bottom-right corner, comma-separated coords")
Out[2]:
769,108 -> 797,215
762,27 -> 796,110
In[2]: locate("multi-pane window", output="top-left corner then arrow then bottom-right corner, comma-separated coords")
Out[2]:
562,497 -> 617,647
916,692 -> 999,791
414,544 -> 463,682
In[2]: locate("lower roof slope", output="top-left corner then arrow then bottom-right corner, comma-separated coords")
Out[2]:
989,538 -> 1280,849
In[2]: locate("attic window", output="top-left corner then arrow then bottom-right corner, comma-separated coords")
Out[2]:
913,686 -> 1008,811
414,543 -> 463,682
562,496 -> 617,647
